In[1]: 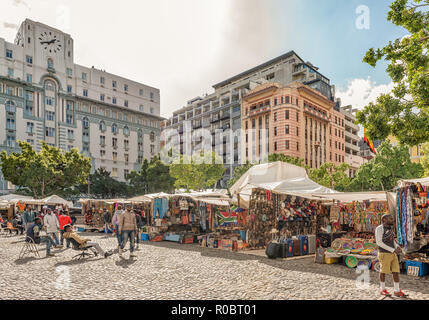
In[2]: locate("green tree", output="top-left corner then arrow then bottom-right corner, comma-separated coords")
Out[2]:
146,155 -> 176,193
267,153 -> 305,167
0,141 -> 91,198
170,151 -> 225,191
308,162 -> 351,191
127,159 -> 150,195
348,141 -> 424,191
357,0 -> 429,146
419,142 -> 429,176
79,168 -> 128,199
228,161 -> 254,189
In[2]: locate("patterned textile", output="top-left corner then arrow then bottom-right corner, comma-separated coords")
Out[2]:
396,189 -> 403,245
216,211 -> 238,226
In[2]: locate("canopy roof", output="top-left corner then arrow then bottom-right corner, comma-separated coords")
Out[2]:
398,176 -> 429,187
230,162 -> 337,208
27,195 -> 73,207
127,195 -> 152,203
308,191 -> 389,202
78,198 -> 131,205
0,194 -> 33,202
0,200 -> 11,209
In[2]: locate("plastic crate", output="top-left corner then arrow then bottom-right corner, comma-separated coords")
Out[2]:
77,227 -> 85,232
298,235 -> 309,255
405,260 -> 429,277
140,233 -> 150,241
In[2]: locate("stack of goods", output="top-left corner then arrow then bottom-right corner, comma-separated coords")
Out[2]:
325,238 -> 378,268
396,183 -> 429,249
200,231 -> 247,251
404,252 -> 429,263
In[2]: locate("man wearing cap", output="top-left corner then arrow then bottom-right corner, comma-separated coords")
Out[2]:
26,217 -> 57,257
119,204 -> 137,259
43,209 -> 62,248
63,225 -> 113,258
375,214 -> 407,297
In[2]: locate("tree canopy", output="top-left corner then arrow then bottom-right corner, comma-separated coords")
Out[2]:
170,151 -> 225,191
308,162 -> 351,191
347,141 -> 424,191
357,0 -> 429,146
0,141 -> 91,198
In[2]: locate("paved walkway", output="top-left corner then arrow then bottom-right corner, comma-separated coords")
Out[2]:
1,232 -> 429,300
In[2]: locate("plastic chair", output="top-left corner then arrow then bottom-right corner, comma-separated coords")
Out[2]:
19,236 -> 41,259
69,237 -> 96,260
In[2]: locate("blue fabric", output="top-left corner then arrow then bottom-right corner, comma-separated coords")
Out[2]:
401,189 -> 407,249
396,190 -> 403,245
154,198 -> 169,219
40,236 -> 56,254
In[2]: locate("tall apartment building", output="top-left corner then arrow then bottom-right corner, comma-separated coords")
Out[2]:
0,19 -> 162,194
162,51 -> 337,187
242,82 -> 346,168
340,105 -> 366,177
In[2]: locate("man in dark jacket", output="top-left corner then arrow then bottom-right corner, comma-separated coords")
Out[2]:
26,217 -> 57,257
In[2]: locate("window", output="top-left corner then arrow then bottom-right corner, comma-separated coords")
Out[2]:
150,107 -> 154,114
82,131 -> 89,143
8,68 -> 14,77
26,55 -> 33,64
6,49 -> 13,59
100,150 -> 106,158
99,121 -> 106,132
83,117 -> 89,128
66,114 -> 73,124
27,139 -> 34,145
67,85 -> 72,93
150,92 -> 154,100
124,140 -> 129,150
46,97 -> 54,106
139,105 -> 143,112
139,89 -> 143,96
297,127 -> 299,136
45,111 -> 55,121
296,113 -> 299,122
138,156 -> 143,164
83,144 -> 89,152
112,124 -> 118,134
66,68 -> 73,77
82,73 -> 87,81
124,154 -> 129,164
112,80 -> 117,88
124,169 -> 129,178
150,145 -> 155,154
6,101 -> 15,112
274,127 -> 277,136
252,119 -> 255,128
138,129 -> 143,138
285,125 -> 290,135
45,127 -> 55,137
123,126 -> 130,136
124,100 -> 128,107
112,137 -> 118,148
113,97 -> 117,104
297,142 -> 299,151
274,112 -> 277,122
26,74 -> 32,83
285,110 -> 289,120
274,98 -> 277,106
100,94 -> 105,102
150,132 -> 155,142
67,129 -> 74,140
113,152 -> 118,161
124,84 -> 128,92
6,135 -> 15,148
47,58 -> 54,69
6,119 -> 15,130
285,140 -> 290,150
112,168 -> 118,177
274,142 -> 277,151
83,89 -> 88,97
66,101 -> 73,111
100,135 -> 106,146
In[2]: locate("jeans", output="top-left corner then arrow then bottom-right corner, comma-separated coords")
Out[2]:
104,223 -> 112,234
87,242 -> 105,256
114,224 -> 122,247
135,228 -> 141,244
60,230 -> 71,247
40,236 -> 56,254
48,232 -> 60,245
121,230 -> 135,253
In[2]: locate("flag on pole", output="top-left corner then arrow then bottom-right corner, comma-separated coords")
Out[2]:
363,128 -> 377,155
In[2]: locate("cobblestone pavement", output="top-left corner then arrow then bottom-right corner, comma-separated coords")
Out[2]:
1,232 -> 429,300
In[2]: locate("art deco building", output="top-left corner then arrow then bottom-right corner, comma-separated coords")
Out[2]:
0,19 -> 162,194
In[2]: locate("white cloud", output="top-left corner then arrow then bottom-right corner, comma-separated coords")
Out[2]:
336,77 -> 394,111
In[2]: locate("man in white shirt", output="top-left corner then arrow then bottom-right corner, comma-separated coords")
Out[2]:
43,209 -> 62,249
375,214 -> 407,297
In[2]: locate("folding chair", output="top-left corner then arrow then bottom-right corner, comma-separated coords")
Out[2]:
19,236 -> 41,259
6,222 -> 19,237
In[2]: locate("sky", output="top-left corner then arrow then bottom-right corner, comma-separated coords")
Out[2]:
0,0 -> 407,120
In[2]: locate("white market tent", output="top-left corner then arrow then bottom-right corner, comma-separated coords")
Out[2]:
229,161 -> 338,208
398,176 -> 429,187
0,200 -> 11,209
144,192 -> 171,199
26,195 -> 73,207
0,194 -> 33,202
127,195 -> 152,203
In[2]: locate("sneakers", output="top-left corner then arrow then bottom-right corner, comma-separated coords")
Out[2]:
130,252 -> 137,258
118,248 -> 123,258
55,245 -> 63,249
104,251 -> 113,258
394,290 -> 408,298
380,289 -> 391,296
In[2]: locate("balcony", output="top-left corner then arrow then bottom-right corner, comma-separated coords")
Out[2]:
211,116 -> 220,123
248,105 -> 270,117
220,112 -> 230,120
346,141 -> 360,153
304,106 -> 329,122
345,119 -> 360,132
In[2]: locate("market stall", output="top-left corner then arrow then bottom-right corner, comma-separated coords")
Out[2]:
79,198 -> 131,230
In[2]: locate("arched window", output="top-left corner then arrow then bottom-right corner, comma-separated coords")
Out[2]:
83,117 -> 89,128
44,80 -> 56,92
99,121 -> 106,132
112,123 -> 118,135
47,58 -> 54,69
138,129 -> 143,138
6,101 -> 15,113
123,126 -> 130,136
150,132 -> 155,142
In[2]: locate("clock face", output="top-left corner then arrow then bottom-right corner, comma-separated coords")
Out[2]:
39,31 -> 62,53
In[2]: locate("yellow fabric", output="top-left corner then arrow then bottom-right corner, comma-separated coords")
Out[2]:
378,252 -> 400,274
